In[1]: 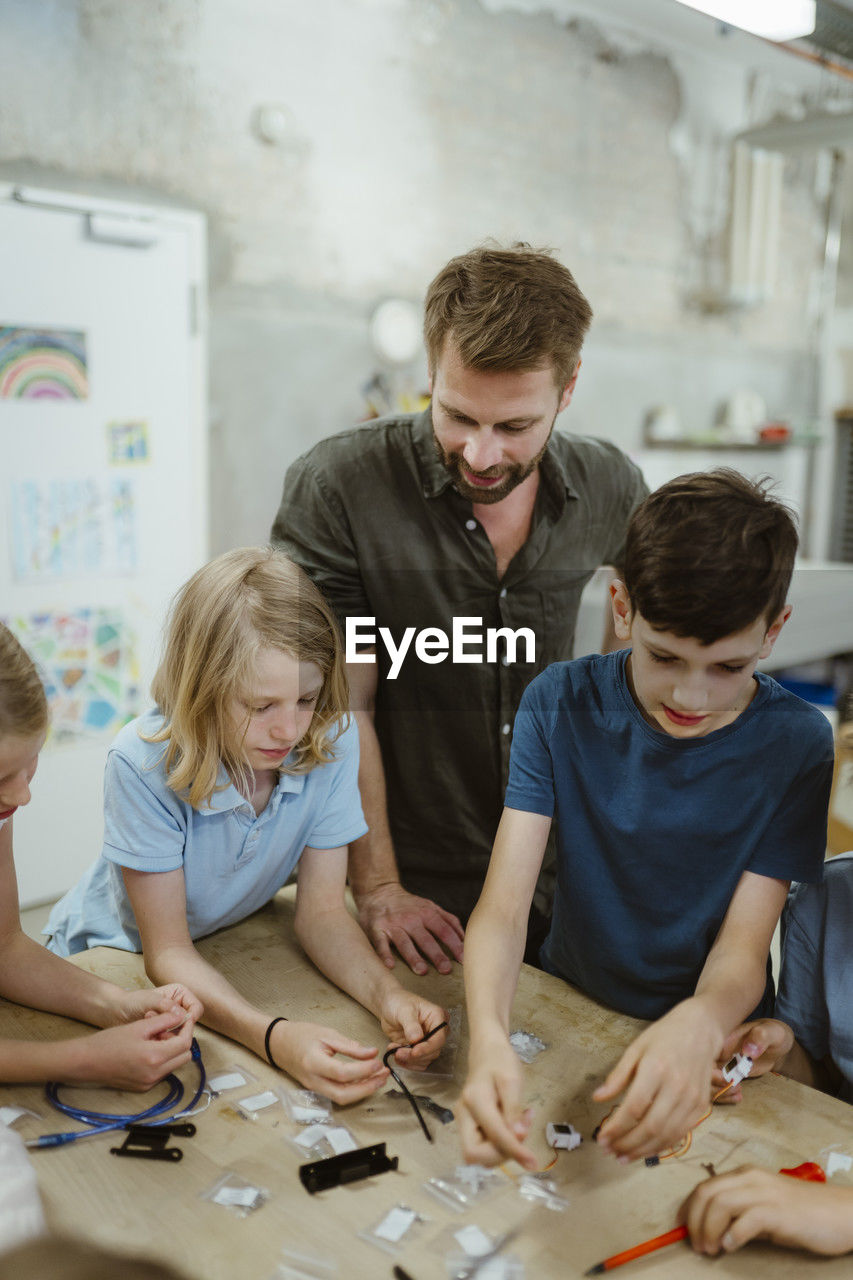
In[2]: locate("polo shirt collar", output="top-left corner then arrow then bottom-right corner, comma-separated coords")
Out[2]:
411,405 -> 579,511
200,762 -> 307,814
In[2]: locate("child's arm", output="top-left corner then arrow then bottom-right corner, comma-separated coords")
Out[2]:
681,1166 -> 853,1256
293,845 -> 448,1068
0,825 -> 200,1088
595,870 -> 788,1160
458,807 -> 552,1170
123,863 -> 391,1102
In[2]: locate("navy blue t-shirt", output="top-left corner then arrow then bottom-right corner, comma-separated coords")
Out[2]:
505,651 -> 834,1021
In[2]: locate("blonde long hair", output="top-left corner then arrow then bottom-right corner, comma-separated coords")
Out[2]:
146,548 -> 349,809
0,624 -> 48,739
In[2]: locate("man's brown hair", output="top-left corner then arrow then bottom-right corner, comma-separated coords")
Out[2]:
623,469 -> 798,644
423,243 -> 593,389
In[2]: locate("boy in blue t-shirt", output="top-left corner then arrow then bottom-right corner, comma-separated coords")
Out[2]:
460,469 -> 834,1168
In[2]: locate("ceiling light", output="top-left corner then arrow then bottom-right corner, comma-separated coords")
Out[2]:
672,1 -> 816,41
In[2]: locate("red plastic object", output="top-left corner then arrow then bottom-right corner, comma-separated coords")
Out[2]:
779,1161 -> 827,1183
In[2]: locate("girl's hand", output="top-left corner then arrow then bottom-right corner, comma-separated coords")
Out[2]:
69,1012 -> 197,1091
711,1019 -> 795,1099
378,994 -> 448,1069
269,1019 -> 389,1103
460,1035 -> 537,1170
681,1165 -> 853,1256
114,983 -> 203,1033
593,999 -> 721,1160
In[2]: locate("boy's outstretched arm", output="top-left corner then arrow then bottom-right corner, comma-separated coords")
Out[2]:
594,871 -> 789,1160
459,807 -> 552,1170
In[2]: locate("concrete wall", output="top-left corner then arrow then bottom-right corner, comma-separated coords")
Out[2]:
0,0 -> 839,552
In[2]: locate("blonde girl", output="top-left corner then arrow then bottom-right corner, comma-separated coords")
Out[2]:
47,548 -> 446,1099
0,624 -> 199,1087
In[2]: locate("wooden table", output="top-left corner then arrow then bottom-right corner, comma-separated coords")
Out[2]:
2,892 -> 851,1279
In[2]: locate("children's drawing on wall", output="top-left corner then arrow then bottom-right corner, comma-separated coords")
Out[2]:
10,477 -> 138,581
0,325 -> 89,399
107,419 -> 150,465
2,608 -> 141,743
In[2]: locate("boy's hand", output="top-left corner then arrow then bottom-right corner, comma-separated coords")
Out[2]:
378,992 -> 447,1069
268,1019 -> 389,1103
681,1165 -> 853,1256
711,1019 -> 794,1100
459,1037 -> 537,1170
593,999 -> 720,1160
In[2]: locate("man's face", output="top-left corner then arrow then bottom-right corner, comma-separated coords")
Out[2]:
610,582 -> 789,738
430,339 -> 578,505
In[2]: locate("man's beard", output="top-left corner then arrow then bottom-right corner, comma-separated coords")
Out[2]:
432,425 -> 554,505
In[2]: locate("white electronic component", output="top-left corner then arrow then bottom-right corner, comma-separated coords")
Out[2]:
546,1122 -> 582,1151
722,1052 -> 753,1087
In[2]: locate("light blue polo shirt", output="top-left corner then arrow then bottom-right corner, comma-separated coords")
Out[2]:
45,709 -> 367,956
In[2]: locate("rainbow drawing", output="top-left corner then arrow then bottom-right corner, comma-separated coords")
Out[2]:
0,325 -> 89,399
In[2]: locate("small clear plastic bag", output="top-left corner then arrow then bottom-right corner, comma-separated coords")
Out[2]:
517,1171 -> 569,1212
235,1088 -> 284,1120
290,1122 -> 359,1159
201,1171 -> 269,1216
508,1029 -> 548,1063
207,1064 -> 257,1096
359,1202 -> 428,1255
423,1164 -> 510,1212
283,1088 -> 332,1125
438,1223 -> 526,1279
269,1246 -> 339,1279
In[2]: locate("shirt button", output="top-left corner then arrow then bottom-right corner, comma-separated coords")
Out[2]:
502,723 -> 511,735
499,587 -> 507,599
465,518 -> 477,531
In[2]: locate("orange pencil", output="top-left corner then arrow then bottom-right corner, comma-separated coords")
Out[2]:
584,1225 -> 688,1274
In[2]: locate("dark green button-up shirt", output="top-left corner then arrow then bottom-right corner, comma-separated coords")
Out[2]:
272,408 -> 647,919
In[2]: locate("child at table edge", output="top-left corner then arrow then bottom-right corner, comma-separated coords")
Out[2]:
460,468 -> 834,1167
0,623 -> 200,1088
45,548 -> 446,1100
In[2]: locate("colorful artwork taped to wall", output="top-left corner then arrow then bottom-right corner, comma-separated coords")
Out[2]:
0,325 -> 89,399
107,420 -> 150,464
10,477 -> 138,581
2,608 -> 141,744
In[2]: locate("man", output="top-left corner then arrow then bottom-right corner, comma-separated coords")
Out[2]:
272,244 -> 647,975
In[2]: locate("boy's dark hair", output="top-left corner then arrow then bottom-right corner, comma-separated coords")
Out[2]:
623,469 -> 798,644
423,243 -> 593,389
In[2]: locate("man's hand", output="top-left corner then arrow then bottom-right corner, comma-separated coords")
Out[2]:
113,983 -> 203,1033
378,992 -> 448,1069
268,1019 -> 389,1104
459,1035 -> 537,1170
593,999 -> 721,1160
355,883 -> 464,976
681,1166 -> 853,1256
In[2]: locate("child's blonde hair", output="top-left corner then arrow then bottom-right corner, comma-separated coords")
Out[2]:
147,547 -> 350,809
0,624 -> 48,740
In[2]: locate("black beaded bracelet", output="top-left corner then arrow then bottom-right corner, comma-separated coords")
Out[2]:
264,1015 -> 288,1068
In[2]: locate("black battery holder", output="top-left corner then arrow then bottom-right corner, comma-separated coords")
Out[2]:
110,1121 -> 196,1161
299,1141 -> 398,1194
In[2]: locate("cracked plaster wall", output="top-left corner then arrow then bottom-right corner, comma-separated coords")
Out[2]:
0,0 -> 832,550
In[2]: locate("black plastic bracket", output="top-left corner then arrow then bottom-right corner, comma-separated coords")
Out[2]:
110,1122 -> 195,1161
299,1141 -> 398,1194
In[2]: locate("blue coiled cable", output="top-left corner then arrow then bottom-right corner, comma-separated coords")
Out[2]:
28,1038 -> 206,1150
